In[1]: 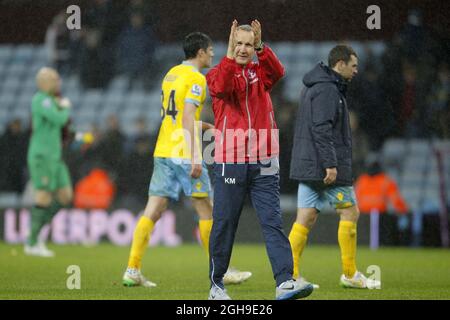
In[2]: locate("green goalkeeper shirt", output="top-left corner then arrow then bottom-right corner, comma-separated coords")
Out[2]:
27,91 -> 70,162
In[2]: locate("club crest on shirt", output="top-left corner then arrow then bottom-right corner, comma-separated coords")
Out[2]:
191,84 -> 202,96
248,70 -> 259,84
248,70 -> 257,80
42,98 -> 52,109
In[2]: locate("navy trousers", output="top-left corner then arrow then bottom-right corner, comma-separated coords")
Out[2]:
209,161 -> 293,288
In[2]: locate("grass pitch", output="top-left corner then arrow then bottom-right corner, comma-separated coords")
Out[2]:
1,242 -> 449,300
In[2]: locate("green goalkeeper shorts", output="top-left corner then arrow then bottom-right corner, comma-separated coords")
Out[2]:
28,157 -> 72,192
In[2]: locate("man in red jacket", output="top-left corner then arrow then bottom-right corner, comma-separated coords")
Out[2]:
206,20 -> 313,300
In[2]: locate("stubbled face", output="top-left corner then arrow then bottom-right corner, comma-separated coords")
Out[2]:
337,55 -> 358,81
199,45 -> 214,68
234,30 -> 255,66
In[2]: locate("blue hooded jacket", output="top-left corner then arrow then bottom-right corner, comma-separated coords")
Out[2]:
289,62 -> 353,186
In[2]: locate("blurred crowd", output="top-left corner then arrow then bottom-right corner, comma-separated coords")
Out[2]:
349,10 -> 449,145
0,115 -> 157,210
64,115 -> 157,209
275,10 -> 449,194
0,8 -> 448,214
46,0 -> 160,90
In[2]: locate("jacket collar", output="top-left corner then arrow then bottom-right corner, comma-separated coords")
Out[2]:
328,66 -> 348,96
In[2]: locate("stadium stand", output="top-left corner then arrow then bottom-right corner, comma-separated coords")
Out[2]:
0,43 -> 448,222
0,42 -> 386,132
381,139 -> 450,212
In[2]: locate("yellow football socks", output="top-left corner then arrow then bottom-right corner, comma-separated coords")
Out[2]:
338,220 -> 357,278
127,216 -> 154,270
199,219 -> 213,257
288,222 -> 309,279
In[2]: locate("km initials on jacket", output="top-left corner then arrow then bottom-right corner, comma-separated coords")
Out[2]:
225,178 -> 236,184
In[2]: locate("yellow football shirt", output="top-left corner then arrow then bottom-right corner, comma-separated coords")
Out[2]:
154,62 -> 206,159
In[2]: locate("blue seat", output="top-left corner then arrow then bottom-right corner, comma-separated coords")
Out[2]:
408,139 -> 431,155
403,156 -> 428,173
0,108 -> 10,124
424,171 -> 440,190
386,168 -> 400,184
382,139 -> 407,166
108,76 -> 128,92
422,188 -> 441,212
369,41 -> 386,57
13,45 -> 35,64
0,93 -> 16,108
400,171 -> 425,188
33,45 -> 48,62
401,187 -> 423,212
294,42 -> 317,60
316,42 -> 334,61
0,45 -> 14,62
275,42 -> 294,62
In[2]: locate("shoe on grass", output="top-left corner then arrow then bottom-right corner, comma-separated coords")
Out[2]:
122,268 -> 157,288
340,271 -> 381,289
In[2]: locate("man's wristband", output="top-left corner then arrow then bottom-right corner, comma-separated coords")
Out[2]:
255,41 -> 264,52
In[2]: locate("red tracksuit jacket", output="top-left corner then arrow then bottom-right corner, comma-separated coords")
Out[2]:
206,45 -> 285,163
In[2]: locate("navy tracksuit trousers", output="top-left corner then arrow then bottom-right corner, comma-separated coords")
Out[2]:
209,161 -> 293,288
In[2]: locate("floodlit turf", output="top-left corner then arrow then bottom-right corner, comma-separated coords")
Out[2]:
1,242 -> 449,300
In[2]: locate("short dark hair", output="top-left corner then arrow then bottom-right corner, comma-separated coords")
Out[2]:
183,32 -> 212,59
328,45 -> 357,68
